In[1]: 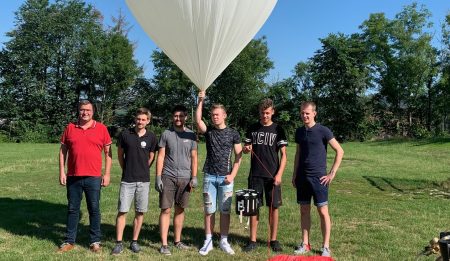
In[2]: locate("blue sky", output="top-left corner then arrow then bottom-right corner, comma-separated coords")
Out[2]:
1,1 -> 448,82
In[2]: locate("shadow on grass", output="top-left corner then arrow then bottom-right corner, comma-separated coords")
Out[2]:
362,176 -> 439,192
0,197 -> 250,250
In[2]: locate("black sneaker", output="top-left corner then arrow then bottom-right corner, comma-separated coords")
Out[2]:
130,241 -> 141,253
243,241 -> 257,252
111,242 -> 123,255
270,240 -> 282,252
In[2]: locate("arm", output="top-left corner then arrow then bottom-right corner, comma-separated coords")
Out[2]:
155,147 -> 165,192
148,151 -> 155,168
196,90 -> 207,134
102,145 -> 112,187
156,147 -> 165,177
189,149 -> 199,189
117,145 -> 125,170
224,143 -> 242,184
59,144 -> 68,186
191,149 -> 198,178
320,138 -> 344,185
292,144 -> 301,187
274,146 -> 287,186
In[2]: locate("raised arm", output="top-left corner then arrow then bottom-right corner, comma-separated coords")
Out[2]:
196,90 -> 207,134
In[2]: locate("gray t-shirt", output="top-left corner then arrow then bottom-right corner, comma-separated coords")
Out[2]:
203,126 -> 241,176
159,127 -> 197,179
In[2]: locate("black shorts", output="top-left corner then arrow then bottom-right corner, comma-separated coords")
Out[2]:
296,175 -> 328,207
248,176 -> 282,208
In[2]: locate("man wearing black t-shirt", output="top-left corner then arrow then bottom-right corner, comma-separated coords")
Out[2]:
196,90 -> 242,256
292,101 -> 344,258
242,98 -> 287,252
111,108 -> 157,255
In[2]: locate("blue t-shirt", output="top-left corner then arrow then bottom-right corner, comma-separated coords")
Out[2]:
295,124 -> 334,176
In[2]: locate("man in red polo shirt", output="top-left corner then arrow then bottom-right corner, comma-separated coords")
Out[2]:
57,100 -> 112,253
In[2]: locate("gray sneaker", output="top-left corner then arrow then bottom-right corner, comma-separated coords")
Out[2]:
130,241 -> 141,253
111,242 -> 123,255
175,241 -> 191,250
294,242 -> 311,255
321,246 -> 331,257
160,245 -> 172,255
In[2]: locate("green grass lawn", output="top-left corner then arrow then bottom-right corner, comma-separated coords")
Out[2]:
0,139 -> 449,260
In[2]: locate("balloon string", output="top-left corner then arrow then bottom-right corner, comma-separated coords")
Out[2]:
250,149 -> 275,257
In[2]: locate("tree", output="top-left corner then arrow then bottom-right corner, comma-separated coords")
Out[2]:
360,3 -> 438,136
308,33 -> 372,141
0,0 -> 140,141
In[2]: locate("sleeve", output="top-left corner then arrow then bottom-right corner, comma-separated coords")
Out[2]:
276,125 -> 288,148
117,131 -> 124,147
60,125 -> 69,145
158,130 -> 167,149
190,133 -> 198,150
323,126 -> 334,142
233,129 -> 241,144
149,133 -> 158,152
103,125 -> 112,146
294,128 -> 301,144
244,125 -> 252,144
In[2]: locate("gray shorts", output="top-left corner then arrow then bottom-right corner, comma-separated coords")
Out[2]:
159,176 -> 191,209
118,182 -> 150,213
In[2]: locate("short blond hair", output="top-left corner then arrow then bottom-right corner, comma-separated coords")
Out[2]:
210,103 -> 226,113
300,101 -> 316,111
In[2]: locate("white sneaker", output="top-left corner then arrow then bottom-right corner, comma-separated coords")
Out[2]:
219,240 -> 235,255
199,239 -> 213,256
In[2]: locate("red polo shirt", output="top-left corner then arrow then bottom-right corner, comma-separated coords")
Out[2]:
61,121 -> 112,177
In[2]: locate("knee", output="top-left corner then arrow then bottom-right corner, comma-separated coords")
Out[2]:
203,192 -> 214,214
300,205 -> 311,215
220,191 -> 233,214
161,208 -> 171,215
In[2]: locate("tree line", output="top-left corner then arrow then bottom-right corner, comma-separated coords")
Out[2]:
0,0 -> 449,142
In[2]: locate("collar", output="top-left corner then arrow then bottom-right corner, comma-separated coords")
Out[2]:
75,120 -> 96,129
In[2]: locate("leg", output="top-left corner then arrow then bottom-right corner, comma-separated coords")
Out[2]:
204,213 -> 215,235
132,212 -> 144,241
249,215 -> 258,242
133,182 -> 149,241
218,177 -> 233,237
65,177 -> 83,244
317,205 -> 331,248
202,174 -> 217,236
84,177 -> 102,244
159,208 -> 171,246
300,204 -> 311,244
173,205 -> 185,243
270,208 -> 279,241
115,212 -> 127,241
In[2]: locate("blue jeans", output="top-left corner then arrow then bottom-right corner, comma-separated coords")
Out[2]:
203,173 -> 234,214
65,176 -> 102,244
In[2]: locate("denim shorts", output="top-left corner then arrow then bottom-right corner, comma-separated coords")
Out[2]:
296,175 -> 328,207
203,173 -> 234,214
118,182 -> 150,213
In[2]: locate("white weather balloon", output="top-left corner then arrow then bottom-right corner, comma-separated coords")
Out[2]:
126,0 -> 277,91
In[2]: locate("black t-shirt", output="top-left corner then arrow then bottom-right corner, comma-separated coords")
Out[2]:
295,124 -> 334,176
244,122 -> 287,178
203,126 -> 241,176
117,128 -> 157,182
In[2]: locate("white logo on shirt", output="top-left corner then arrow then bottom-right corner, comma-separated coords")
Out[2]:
140,141 -> 146,148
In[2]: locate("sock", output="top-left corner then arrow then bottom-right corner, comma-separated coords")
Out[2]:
220,235 -> 228,242
131,240 -> 137,243
206,234 -> 212,241
116,240 -> 122,244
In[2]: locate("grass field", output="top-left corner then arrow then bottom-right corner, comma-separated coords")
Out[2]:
0,139 -> 449,260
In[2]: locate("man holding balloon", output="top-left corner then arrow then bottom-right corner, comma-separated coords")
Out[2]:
196,90 -> 242,256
